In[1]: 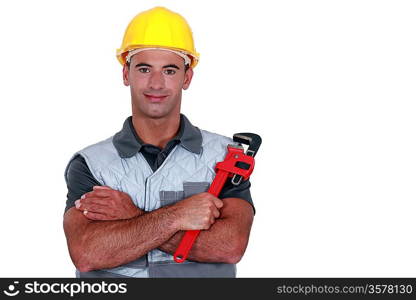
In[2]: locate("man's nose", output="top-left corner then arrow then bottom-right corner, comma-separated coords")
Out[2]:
149,71 -> 165,90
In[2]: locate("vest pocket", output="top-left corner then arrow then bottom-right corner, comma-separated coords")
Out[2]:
159,182 -> 210,208
183,181 -> 210,198
159,191 -> 184,207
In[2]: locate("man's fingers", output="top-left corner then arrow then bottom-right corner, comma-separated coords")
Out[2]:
213,198 -> 223,209
76,198 -> 109,211
80,197 -> 110,206
83,211 -> 112,221
83,203 -> 112,215
77,200 -> 112,214
82,188 -> 113,199
213,209 -> 220,219
93,185 -> 112,191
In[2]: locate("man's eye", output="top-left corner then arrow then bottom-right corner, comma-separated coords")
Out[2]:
138,68 -> 150,73
164,69 -> 176,75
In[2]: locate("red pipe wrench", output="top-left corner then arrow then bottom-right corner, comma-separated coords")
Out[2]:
173,133 -> 262,263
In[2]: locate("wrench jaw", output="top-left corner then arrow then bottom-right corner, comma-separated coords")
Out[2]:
231,133 -> 262,185
233,133 -> 262,158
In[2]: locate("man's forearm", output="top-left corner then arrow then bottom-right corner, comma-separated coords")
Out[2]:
67,206 -> 179,272
67,194 -> 252,270
158,219 -> 243,263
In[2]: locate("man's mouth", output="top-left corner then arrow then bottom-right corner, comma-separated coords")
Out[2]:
144,93 -> 168,103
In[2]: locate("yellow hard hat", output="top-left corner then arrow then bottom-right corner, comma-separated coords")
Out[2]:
116,7 -> 199,68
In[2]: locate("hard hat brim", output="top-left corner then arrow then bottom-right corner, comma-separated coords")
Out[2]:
117,45 -> 199,68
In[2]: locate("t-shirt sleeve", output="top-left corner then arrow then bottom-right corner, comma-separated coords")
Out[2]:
219,178 -> 255,214
64,154 -> 102,213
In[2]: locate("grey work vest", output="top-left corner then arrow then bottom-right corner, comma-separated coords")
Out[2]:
65,129 -> 237,278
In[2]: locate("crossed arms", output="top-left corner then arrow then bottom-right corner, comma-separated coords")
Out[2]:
63,186 -> 254,272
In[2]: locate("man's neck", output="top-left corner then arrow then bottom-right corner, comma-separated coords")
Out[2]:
131,114 -> 181,149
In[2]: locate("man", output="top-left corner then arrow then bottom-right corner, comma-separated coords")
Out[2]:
63,6 -> 255,278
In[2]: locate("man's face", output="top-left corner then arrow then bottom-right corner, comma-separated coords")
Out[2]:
123,49 -> 193,119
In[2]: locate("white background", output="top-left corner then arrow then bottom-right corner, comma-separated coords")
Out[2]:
0,0 -> 415,277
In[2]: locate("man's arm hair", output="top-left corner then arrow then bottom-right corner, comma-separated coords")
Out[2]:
158,197 -> 254,264
64,195 -> 253,272
63,205 -> 179,272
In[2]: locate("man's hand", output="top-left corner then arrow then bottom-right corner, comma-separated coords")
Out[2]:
75,186 -> 144,221
171,192 -> 223,231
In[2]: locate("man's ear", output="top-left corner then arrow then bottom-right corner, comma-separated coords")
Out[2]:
123,64 -> 130,86
182,67 -> 194,90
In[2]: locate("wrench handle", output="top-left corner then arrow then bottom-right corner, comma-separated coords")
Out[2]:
173,230 -> 200,263
173,169 -> 229,263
